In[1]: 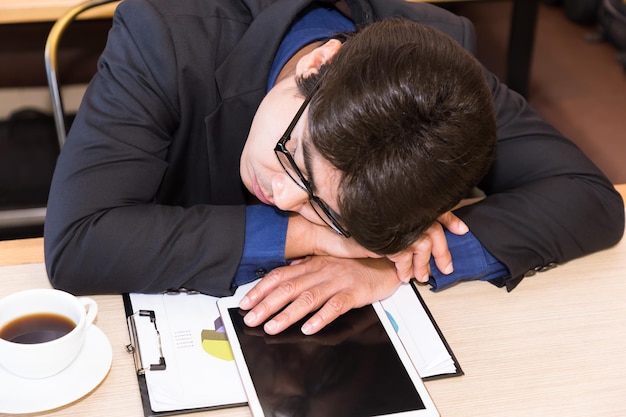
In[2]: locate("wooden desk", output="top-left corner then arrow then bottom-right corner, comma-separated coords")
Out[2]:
1,184 -> 625,417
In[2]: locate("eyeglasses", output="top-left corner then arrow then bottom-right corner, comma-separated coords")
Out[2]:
274,82 -> 351,238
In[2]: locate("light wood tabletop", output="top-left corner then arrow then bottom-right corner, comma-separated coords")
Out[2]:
0,184 -> 625,417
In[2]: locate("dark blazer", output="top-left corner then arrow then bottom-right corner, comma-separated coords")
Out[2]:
44,0 -> 624,295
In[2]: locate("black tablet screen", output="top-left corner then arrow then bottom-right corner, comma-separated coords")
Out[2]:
228,305 -> 425,417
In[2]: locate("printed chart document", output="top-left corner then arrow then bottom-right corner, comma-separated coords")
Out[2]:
380,281 -> 462,380
124,280 -> 461,416
124,291 -> 247,416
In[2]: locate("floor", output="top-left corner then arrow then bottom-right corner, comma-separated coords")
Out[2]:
453,1 -> 626,184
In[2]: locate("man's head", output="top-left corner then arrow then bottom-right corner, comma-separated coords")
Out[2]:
240,18 -> 496,254
299,18 -> 497,254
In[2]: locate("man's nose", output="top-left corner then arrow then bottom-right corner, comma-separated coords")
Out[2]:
271,173 -> 309,212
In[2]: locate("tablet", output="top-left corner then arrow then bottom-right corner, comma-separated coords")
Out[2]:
217,297 -> 440,417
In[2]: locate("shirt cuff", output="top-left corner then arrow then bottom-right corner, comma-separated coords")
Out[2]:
428,230 -> 509,291
234,205 -> 289,286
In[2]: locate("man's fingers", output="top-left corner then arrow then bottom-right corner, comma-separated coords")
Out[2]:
387,251 -> 413,283
263,286 -> 326,334
240,264 -> 311,327
411,237 -> 433,282
426,224 -> 454,275
437,211 -> 469,235
239,259 -> 311,310
301,295 -> 352,335
262,275 -> 355,335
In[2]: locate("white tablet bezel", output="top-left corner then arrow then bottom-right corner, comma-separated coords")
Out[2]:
217,296 -> 440,417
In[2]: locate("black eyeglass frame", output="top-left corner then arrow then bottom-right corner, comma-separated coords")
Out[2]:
273,81 -> 351,238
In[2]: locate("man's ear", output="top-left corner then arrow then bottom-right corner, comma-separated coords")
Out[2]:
295,39 -> 342,78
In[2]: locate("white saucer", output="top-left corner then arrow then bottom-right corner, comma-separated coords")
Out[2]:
0,325 -> 113,414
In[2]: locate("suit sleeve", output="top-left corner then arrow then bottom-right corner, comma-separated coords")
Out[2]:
455,70 -> 625,290
44,0 -> 245,296
421,10 -> 626,290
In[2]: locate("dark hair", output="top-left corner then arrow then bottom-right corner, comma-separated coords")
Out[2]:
299,18 -> 496,254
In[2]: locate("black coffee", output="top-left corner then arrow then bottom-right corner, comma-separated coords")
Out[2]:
0,313 -> 76,344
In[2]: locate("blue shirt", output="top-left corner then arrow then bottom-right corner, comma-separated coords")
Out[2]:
427,230 -> 508,291
234,6 -> 509,289
234,205 -> 290,286
266,4 -> 356,90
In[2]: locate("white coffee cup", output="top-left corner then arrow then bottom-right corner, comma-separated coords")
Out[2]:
0,288 -> 98,379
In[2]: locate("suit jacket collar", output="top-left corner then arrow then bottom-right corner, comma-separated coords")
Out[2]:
214,0 -> 313,101
213,0 -> 380,100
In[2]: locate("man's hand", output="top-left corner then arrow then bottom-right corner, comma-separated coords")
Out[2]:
386,211 -> 469,284
238,256 -> 401,335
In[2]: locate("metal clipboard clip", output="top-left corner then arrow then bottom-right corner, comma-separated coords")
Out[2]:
126,309 -> 167,375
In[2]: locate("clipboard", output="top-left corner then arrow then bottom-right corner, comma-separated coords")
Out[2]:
123,293 -> 247,417
126,309 -> 167,375
123,280 -> 462,416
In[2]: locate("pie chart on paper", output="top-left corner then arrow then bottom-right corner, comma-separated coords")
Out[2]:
201,316 -> 234,361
